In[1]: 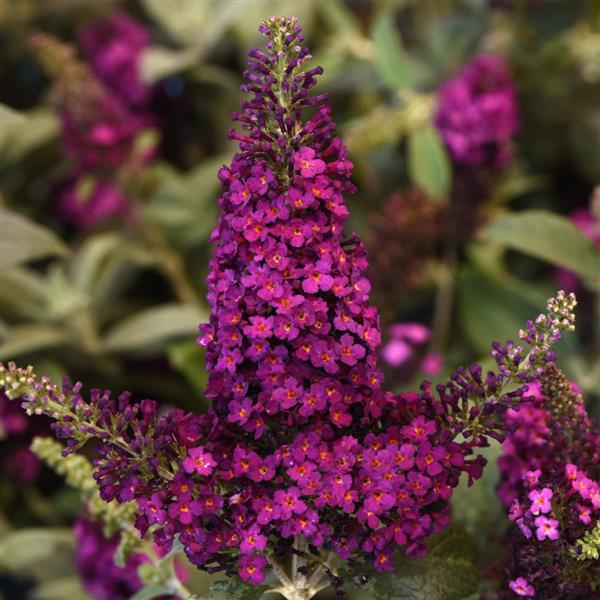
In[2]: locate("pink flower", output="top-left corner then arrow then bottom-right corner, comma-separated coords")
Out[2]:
294,146 -> 326,178
522,469 -> 541,487
183,447 -> 216,476
509,577 -> 535,597
238,555 -> 267,585
528,487 -> 553,515
534,515 -> 559,541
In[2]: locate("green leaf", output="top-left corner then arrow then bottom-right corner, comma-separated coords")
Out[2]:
1,528 -> 74,573
481,210 -> 600,286
371,12 -> 416,90
141,46 -> 199,83
451,442 -> 507,558
167,339 -> 207,395
102,304 -> 205,353
69,233 -> 154,307
458,267 -> 541,355
0,324 -> 68,360
31,577 -> 91,600
198,579 -> 269,600
0,209 -> 68,270
129,585 -> 174,600
141,0 -> 213,46
372,527 -> 479,600
0,103 -> 26,127
0,108 -> 59,165
144,157 -> 227,246
0,266 -> 48,319
408,126 -> 452,200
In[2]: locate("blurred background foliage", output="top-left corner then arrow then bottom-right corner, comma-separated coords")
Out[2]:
0,0 -> 598,599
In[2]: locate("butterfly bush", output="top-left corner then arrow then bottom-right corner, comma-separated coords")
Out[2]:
435,53 -> 519,168
498,365 -> 600,599
0,17 -> 581,599
29,32 -> 154,226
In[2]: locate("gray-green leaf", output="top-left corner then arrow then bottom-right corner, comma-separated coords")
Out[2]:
0,528 -> 74,573
372,527 -> 479,600
198,579 -> 269,600
0,324 -> 69,361
481,210 -> 600,286
129,585 -> 174,600
0,209 -> 68,270
371,12 -> 416,90
102,304 -> 205,353
408,126 -> 452,201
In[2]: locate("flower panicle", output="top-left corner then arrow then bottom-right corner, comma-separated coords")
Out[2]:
230,16 -> 331,176
0,362 -> 189,505
492,290 -> 576,381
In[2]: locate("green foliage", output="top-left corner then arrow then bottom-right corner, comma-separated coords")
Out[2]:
0,208 -> 68,271
0,108 -> 59,166
167,339 -> 208,396
571,522 -> 600,561
371,12 -> 416,90
102,303 -> 206,354
197,579 -> 269,600
129,585 -> 177,600
372,527 -> 479,600
458,267 -> 543,355
408,125 -> 452,200
482,210 -> 600,287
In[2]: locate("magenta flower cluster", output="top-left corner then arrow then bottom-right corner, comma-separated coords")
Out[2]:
498,367 -> 600,599
74,517 -> 148,600
435,53 -> 519,168
79,12 -> 152,108
30,16 -> 154,227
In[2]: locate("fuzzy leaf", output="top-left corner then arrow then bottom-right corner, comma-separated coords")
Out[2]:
1,528 -> 75,573
31,577 -> 91,600
167,339 -> 207,395
129,585 -> 174,600
0,324 -> 69,360
0,209 -> 68,270
408,126 -> 452,200
372,527 -> 479,600
0,108 -> 59,165
458,268 -> 541,355
102,304 -> 205,353
481,210 -> 600,286
198,579 -> 269,600
371,12 -> 416,90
